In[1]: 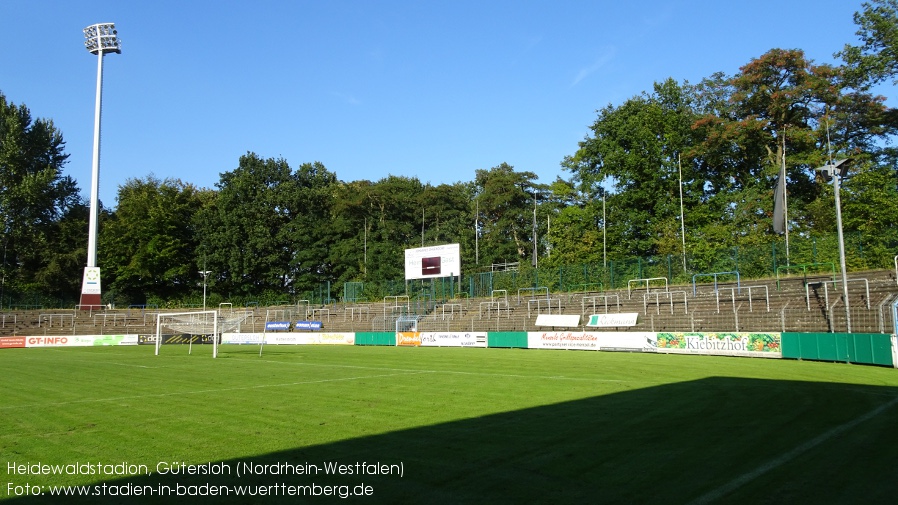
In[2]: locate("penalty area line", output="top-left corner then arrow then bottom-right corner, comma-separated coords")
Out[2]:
687,395 -> 898,505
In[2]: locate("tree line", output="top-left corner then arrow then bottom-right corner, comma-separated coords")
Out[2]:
2,1 -> 897,307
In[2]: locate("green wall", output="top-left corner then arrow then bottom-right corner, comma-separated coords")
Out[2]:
487,332 -> 528,349
781,332 -> 893,366
354,332 -> 396,346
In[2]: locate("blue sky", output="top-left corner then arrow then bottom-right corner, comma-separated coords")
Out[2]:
1,0 -> 877,208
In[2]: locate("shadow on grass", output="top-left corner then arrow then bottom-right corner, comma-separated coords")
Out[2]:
6,377 -> 898,504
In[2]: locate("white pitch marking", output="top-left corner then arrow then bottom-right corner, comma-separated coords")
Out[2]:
687,395 -> 898,505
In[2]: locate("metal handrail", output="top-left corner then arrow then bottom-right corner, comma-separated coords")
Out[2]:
643,290 -> 687,314
628,277 -> 668,299
582,294 -> 620,315
692,271 -> 740,296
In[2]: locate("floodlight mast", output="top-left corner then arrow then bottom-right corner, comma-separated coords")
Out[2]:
80,23 -> 120,309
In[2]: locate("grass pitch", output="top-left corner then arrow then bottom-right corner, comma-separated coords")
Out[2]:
2,344 -> 898,504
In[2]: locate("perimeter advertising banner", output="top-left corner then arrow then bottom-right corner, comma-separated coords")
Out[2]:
404,244 -> 461,280
0,337 -> 26,348
264,333 -> 355,345
527,332 -> 657,351
396,332 -> 422,346
137,334 -> 215,345
221,333 -> 265,345
655,332 -> 782,358
420,332 -> 487,348
23,335 -> 138,347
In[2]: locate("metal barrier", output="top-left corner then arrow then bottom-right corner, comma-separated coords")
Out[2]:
876,293 -> 896,334
527,298 -> 560,318
441,303 -> 464,320
479,300 -> 510,319
643,290 -> 687,314
776,262 -> 836,290
717,285 -> 769,313
806,278 -> 870,311
628,277 -> 668,299
345,306 -> 370,321
93,312 -> 129,327
383,296 -> 410,319
581,294 -> 620,315
692,271 -> 740,296
517,287 -> 549,304
38,313 -> 74,328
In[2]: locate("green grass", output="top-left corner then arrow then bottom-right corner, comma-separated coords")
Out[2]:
2,345 -> 898,504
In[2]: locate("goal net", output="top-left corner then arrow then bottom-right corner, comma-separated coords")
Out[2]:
154,310 -> 253,358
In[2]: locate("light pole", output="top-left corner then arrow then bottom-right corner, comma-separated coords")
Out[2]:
80,23 -> 120,309
532,191 -> 538,268
816,158 -> 852,332
199,270 -> 211,310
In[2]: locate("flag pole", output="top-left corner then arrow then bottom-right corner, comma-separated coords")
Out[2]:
783,128 -> 790,266
678,153 -> 687,272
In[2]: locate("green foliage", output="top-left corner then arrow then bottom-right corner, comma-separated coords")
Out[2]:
99,176 -> 203,304
197,153 -> 313,296
474,162 -> 542,267
839,0 -> 898,87
0,92 -> 84,306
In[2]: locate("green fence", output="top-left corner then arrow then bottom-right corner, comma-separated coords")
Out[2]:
487,332 -> 528,349
354,332 -> 396,346
781,332 -> 894,366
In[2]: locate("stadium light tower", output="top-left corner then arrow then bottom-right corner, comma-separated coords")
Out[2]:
80,23 -> 121,309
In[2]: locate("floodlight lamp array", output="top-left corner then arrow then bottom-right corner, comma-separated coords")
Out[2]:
815,158 -> 851,183
83,23 -> 121,55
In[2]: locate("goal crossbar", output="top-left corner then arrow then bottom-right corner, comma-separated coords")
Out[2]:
155,310 -> 219,358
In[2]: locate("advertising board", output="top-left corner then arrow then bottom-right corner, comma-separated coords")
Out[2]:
0,337 -> 26,348
264,333 -> 355,345
527,332 -> 657,351
396,332 -> 422,346
23,335 -> 138,347
420,332 -> 487,347
654,332 -> 782,358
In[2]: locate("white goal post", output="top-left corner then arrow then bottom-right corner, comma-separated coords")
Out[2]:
155,311 -> 219,358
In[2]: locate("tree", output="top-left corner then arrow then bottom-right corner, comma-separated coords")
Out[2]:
99,176 -> 203,303
692,50 -> 836,244
282,161 -> 338,294
197,153 -> 300,297
328,179 -> 374,284
0,92 -> 84,305
564,79 -> 699,260
838,0 -> 898,88
364,175 -> 427,281
473,163 -> 540,267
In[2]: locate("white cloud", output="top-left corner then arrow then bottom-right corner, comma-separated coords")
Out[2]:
571,47 -> 616,87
